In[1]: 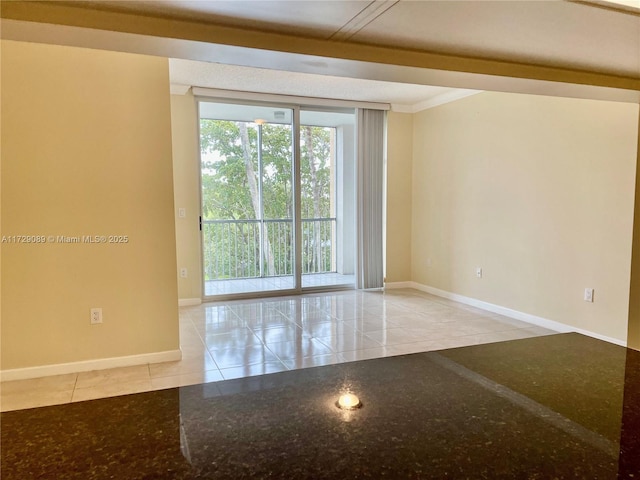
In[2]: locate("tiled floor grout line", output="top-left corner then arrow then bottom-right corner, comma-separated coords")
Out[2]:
71,373 -> 79,400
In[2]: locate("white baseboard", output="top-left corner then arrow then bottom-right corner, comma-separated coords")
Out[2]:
409,282 -> 626,347
179,298 -> 202,307
0,349 -> 183,382
384,281 -> 414,290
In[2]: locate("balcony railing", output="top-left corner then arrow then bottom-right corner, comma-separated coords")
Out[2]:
203,218 -> 336,281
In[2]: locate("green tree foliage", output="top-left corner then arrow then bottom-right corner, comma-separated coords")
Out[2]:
301,125 -> 332,219
200,119 -> 334,280
200,120 -> 294,220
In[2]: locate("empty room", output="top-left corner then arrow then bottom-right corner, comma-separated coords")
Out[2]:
1,1 -> 639,478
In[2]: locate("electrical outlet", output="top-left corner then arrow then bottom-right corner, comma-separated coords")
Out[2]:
584,288 -> 594,303
476,267 -> 482,279
90,307 -> 103,324
180,267 -> 188,278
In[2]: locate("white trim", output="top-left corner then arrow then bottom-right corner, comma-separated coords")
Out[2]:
0,349 -> 183,382
580,0 -> 640,15
192,87 -> 391,111
170,84 -> 191,95
179,298 -> 202,307
411,89 -> 482,112
390,104 -> 415,113
408,282 -> 627,347
384,281 -> 414,289
391,90 -> 483,113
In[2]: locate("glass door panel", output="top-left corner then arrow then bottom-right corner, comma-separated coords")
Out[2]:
299,108 -> 356,289
200,102 -> 294,297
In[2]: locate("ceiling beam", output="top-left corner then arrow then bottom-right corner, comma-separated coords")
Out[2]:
1,1 -> 638,103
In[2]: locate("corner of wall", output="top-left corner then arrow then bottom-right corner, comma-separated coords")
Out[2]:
627,107 -> 640,351
385,111 -> 413,283
170,92 -> 203,301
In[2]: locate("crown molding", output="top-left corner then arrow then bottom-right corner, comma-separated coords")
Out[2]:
170,84 -> 191,95
392,89 -> 482,113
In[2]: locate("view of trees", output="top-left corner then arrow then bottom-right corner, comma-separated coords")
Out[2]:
200,119 -> 335,280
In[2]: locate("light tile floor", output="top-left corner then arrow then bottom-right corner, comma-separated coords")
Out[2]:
0,289 -> 556,412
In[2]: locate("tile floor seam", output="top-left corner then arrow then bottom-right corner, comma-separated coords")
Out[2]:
70,373 -> 79,402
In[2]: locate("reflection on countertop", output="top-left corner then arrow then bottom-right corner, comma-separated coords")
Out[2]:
1,333 -> 639,479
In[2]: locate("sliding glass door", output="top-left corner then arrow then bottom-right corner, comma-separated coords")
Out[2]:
199,100 -> 355,298
299,108 -> 356,289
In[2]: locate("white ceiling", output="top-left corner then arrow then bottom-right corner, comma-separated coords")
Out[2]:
64,0 -> 640,79
352,1 -> 639,78
4,1 -> 639,107
169,58 -> 479,111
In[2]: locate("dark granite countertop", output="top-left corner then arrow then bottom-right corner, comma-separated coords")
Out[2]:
2,333 -> 639,479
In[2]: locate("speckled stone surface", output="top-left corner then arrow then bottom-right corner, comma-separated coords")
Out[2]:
2,333 -> 639,479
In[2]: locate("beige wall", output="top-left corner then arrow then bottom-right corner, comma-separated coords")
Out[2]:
1,41 -> 180,370
628,109 -> 640,350
412,91 -> 638,342
170,93 -> 202,300
385,111 -> 413,283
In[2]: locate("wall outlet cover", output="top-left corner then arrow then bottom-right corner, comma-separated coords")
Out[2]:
584,288 -> 594,302
90,307 -> 103,324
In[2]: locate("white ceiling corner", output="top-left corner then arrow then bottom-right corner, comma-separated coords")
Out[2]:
409,90 -> 484,113
170,84 -> 191,95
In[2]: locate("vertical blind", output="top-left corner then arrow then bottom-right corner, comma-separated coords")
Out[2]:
356,108 -> 386,290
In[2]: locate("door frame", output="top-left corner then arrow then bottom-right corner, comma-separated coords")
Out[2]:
197,96 -> 356,302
